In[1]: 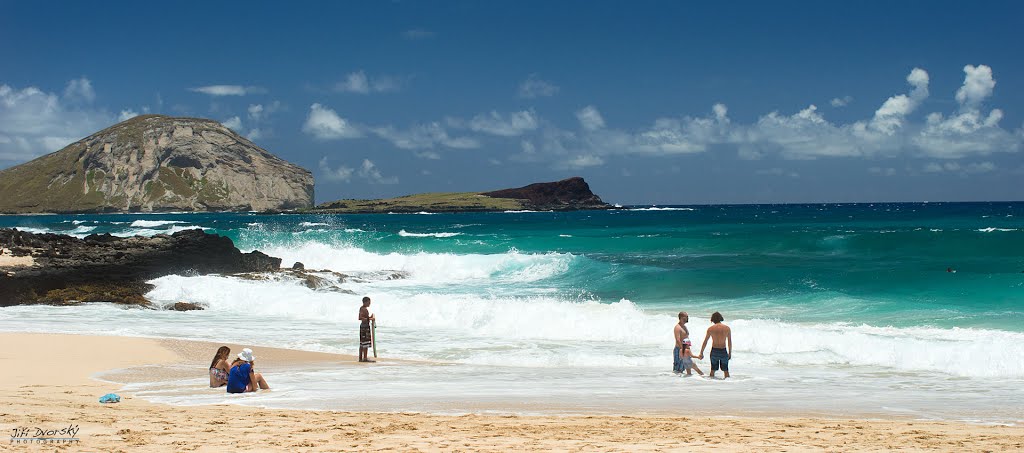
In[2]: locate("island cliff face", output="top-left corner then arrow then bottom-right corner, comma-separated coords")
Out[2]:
0,115 -> 314,213
313,177 -> 613,213
482,177 -> 608,210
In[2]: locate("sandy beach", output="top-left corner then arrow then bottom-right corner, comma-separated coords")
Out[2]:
0,333 -> 1020,452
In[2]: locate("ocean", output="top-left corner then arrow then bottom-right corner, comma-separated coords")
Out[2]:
2,202 -> 1022,423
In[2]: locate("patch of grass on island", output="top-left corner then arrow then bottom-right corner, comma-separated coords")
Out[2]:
311,192 -> 528,214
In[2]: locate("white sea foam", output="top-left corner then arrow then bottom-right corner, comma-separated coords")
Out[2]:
977,227 -> 1017,233
502,210 -> 550,213
255,242 -> 574,284
112,225 -> 209,237
12,227 -> 50,234
129,220 -> 187,228
299,222 -> 330,227
398,230 -> 462,238
138,271 -> 1024,379
388,211 -> 436,215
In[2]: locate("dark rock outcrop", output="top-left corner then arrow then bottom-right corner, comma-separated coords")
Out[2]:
0,115 -> 314,214
0,228 -> 281,306
170,302 -> 205,311
482,177 -> 611,210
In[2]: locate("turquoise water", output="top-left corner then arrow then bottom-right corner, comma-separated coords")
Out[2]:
6,202 -> 1022,330
2,203 -> 1023,421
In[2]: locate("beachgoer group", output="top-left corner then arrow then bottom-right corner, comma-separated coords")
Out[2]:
208,346 -> 270,393
674,311 -> 732,378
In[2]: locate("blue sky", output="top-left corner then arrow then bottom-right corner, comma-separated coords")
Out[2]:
2,1 -> 1022,204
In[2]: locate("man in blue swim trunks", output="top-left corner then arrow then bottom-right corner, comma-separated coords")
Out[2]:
699,311 -> 732,379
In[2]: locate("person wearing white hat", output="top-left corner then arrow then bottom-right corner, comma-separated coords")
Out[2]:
226,348 -> 270,393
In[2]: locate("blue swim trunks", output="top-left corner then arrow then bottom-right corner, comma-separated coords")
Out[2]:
673,347 -> 683,373
710,347 -> 729,372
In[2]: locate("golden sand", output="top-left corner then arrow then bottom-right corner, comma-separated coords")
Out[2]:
1,333 -> 1021,451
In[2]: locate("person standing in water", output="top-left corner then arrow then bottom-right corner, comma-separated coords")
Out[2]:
673,311 -> 691,373
358,296 -> 376,363
699,311 -> 732,378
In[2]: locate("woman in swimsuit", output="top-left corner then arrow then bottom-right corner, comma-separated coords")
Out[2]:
209,346 -> 231,388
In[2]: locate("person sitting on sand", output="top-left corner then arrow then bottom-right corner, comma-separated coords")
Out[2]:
678,342 -> 704,376
673,311 -> 692,373
699,312 -> 732,379
226,348 -> 269,393
209,346 -> 231,388
358,296 -> 376,363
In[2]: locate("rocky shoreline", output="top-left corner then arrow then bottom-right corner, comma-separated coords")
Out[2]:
0,228 -> 281,307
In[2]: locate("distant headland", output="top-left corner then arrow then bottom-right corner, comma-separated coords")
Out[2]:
310,176 -> 613,214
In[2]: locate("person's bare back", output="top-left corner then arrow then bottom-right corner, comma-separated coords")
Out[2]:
699,311 -> 732,378
707,323 -> 730,349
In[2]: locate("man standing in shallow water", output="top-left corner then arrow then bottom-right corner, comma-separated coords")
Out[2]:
358,296 -> 376,363
673,312 -> 691,373
699,311 -> 732,378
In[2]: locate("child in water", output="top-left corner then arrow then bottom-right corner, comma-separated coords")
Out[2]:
678,342 -> 704,376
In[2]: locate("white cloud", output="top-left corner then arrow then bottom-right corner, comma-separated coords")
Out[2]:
869,68 -> 929,135
0,79 -> 118,164
359,159 -> 398,184
371,122 -> 478,151
830,96 -> 853,107
222,116 -> 242,131
403,29 -> 435,40
302,103 -> 362,139
333,71 -> 402,94
467,110 -> 538,136
63,77 -> 95,103
576,105 -> 605,131
868,167 -> 897,176
188,85 -> 267,96
118,109 -> 139,122
533,66 -> 1019,166
956,65 -> 995,109
518,74 -> 559,98
318,156 -> 354,182
559,154 -> 604,169
317,157 -> 398,184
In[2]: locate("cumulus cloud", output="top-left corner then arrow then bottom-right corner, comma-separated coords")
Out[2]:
333,71 -> 402,94
956,65 -> 995,109
302,103 -> 362,139
371,122 -> 478,151
358,159 -> 398,184
530,66 -> 1019,166
465,110 -> 538,136
576,105 -> 606,131
222,116 -> 243,131
869,68 -> 929,135
0,78 -> 118,164
318,157 -> 354,182
518,74 -> 559,98
188,85 -> 267,96
830,96 -> 853,107
63,77 -> 95,103
118,109 -> 140,122
317,157 -> 398,184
